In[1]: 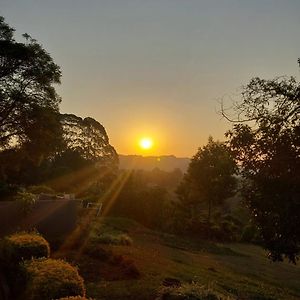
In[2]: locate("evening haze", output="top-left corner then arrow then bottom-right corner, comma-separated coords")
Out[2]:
2,0 -> 300,156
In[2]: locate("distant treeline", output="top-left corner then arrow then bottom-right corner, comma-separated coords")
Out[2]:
119,155 -> 190,172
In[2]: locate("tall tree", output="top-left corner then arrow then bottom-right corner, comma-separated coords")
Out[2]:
0,16 -> 62,161
35,114 -> 119,192
60,114 -> 118,167
224,74 -> 300,263
177,137 -> 237,223
0,17 -> 118,192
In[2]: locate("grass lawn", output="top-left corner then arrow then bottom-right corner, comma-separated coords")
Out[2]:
54,217 -> 300,300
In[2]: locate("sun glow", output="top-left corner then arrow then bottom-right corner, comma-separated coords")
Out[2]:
139,137 -> 153,150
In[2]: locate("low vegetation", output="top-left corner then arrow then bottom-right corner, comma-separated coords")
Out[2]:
22,258 -> 85,300
89,222 -> 133,246
27,185 -> 55,195
79,217 -> 300,300
0,218 -> 300,300
156,282 -> 233,300
0,232 -> 50,265
0,231 -> 87,300
15,191 -> 37,215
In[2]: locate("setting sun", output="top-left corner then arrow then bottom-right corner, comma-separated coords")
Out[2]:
139,137 -> 153,150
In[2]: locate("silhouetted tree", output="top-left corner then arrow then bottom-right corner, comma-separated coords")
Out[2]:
108,170 -> 170,229
224,73 -> 300,263
177,137 -> 237,223
0,16 -> 63,178
34,114 -> 119,192
60,114 -> 118,168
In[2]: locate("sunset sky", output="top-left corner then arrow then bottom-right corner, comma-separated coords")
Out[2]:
2,0 -> 300,157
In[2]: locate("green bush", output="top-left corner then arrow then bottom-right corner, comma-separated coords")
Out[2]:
1,232 -> 50,265
0,181 -> 18,200
88,219 -> 134,246
157,282 -> 233,300
23,258 -> 85,300
84,244 -> 141,279
27,185 -> 55,195
109,254 -> 141,279
219,220 -> 239,242
15,191 -> 36,215
241,224 -> 259,243
94,232 -> 133,245
84,244 -> 113,261
0,232 -> 51,298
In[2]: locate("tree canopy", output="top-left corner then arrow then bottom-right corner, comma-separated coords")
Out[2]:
225,74 -> 300,263
0,17 -> 118,192
60,114 -> 118,167
0,16 -> 63,168
177,137 -> 237,223
43,114 -> 119,192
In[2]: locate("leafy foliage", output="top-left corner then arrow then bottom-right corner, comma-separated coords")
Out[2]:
0,17 -> 118,194
0,16 -> 62,153
23,258 -> 85,300
91,232 -> 133,246
177,137 -> 237,223
108,170 -> 172,229
34,114 -> 119,192
225,75 -> 300,262
0,232 -> 50,265
0,16 -> 63,185
60,114 -> 118,166
27,185 -> 55,195
15,191 -> 36,215
157,282 -> 233,300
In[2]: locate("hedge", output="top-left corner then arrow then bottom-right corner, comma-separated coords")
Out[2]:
0,232 -> 50,265
23,258 -> 85,300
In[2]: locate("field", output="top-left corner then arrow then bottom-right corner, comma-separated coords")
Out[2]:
54,217 -> 300,300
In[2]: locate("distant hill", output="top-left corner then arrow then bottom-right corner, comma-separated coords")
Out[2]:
119,155 -> 190,172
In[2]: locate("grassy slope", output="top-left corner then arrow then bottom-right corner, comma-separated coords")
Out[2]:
57,217 -> 300,300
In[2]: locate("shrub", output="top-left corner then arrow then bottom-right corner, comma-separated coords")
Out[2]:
27,185 -> 55,195
92,232 -> 133,246
23,258 -> 85,300
84,244 -> 113,261
84,245 -> 141,279
122,260 -> 141,279
0,181 -> 19,200
110,255 -> 141,279
218,220 -> 239,242
1,232 -> 50,265
240,224 -> 260,243
15,191 -> 36,215
186,219 -> 211,238
222,214 -> 242,227
0,232 -> 51,298
157,282 -> 233,300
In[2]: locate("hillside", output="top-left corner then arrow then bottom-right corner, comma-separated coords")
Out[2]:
119,155 -> 190,172
54,217 -> 300,300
